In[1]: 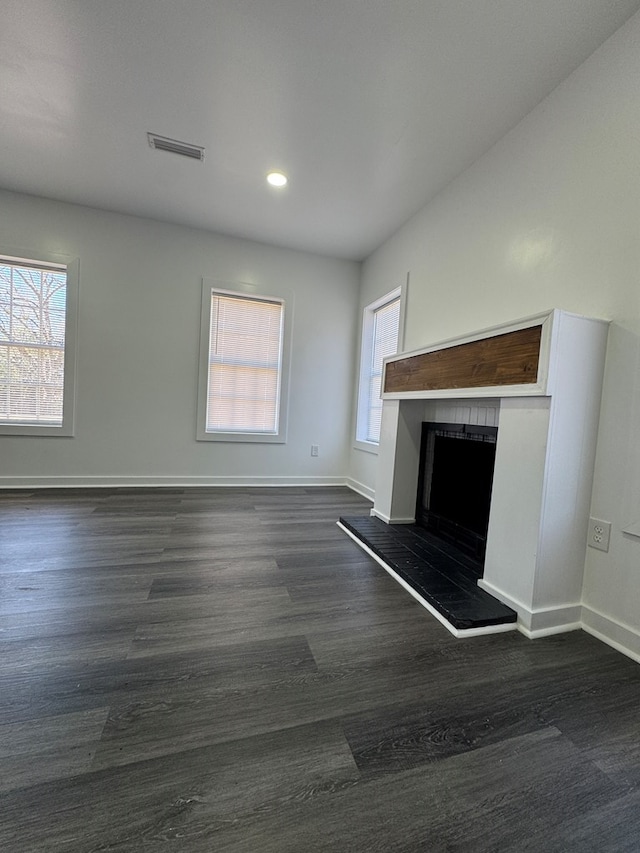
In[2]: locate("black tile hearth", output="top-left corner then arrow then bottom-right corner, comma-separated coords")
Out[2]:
339,515 -> 517,631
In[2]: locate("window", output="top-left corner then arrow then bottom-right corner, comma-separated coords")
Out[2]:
355,287 -> 403,448
197,281 -> 292,442
0,255 -> 78,436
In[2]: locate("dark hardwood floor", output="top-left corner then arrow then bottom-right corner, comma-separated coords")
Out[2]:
1,486 -> 639,852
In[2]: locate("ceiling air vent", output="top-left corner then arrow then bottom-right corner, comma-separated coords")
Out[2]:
147,132 -> 205,162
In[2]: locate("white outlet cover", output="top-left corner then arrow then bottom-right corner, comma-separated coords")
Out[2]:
589,517 -> 611,552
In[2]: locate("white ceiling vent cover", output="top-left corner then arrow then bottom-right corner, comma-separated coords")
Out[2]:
147,133 -> 205,161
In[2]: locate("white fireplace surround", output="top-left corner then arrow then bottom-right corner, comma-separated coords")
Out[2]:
373,309 -> 609,638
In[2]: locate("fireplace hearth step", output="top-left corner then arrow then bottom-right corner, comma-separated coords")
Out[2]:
339,516 -> 517,632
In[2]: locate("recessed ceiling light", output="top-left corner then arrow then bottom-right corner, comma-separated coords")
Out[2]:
266,171 -> 288,187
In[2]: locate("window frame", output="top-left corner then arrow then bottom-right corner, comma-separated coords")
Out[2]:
354,283 -> 406,454
0,253 -> 79,437
196,279 -> 293,443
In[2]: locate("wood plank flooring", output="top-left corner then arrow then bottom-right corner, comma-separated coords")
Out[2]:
1,486 -> 639,852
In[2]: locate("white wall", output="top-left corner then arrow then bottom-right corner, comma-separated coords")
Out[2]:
349,13 -> 640,653
0,190 -> 360,487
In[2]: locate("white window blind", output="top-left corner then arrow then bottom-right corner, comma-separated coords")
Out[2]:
206,291 -> 284,434
357,292 -> 401,445
0,257 -> 67,426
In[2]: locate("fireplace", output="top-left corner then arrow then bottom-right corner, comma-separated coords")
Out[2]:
416,422 -> 497,565
361,309 -> 609,637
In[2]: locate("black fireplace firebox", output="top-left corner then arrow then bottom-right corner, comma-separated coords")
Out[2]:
416,421 -> 498,565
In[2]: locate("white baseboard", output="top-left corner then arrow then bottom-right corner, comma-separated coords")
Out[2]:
526,605 -> 583,638
369,508 -> 416,524
517,621 -> 583,640
478,578 -> 582,638
370,508 -> 391,523
338,522 -> 517,639
0,475 -> 350,490
344,478 -> 375,502
479,581 -> 640,660
581,605 -> 640,664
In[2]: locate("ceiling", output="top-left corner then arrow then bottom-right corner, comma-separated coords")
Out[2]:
1,1 -> 639,261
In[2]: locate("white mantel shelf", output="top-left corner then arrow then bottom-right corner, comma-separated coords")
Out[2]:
381,309 -> 605,401
373,309 -> 610,638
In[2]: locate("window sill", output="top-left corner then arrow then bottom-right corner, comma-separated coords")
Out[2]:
197,430 -> 286,444
353,439 -> 379,455
0,424 -> 74,437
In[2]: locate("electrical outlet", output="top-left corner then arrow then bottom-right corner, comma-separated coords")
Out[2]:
311,445 -> 319,457
588,517 -> 611,552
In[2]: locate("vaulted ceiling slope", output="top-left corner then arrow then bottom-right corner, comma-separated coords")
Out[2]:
2,0 -> 639,260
